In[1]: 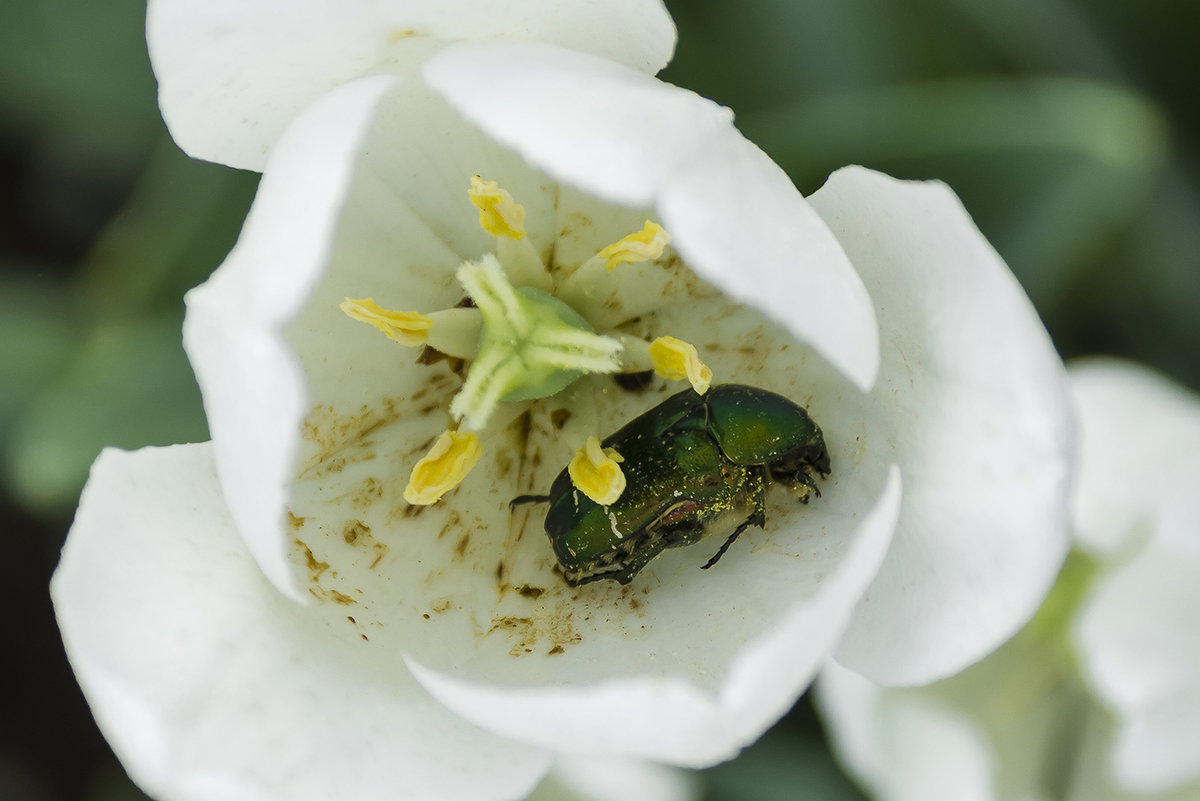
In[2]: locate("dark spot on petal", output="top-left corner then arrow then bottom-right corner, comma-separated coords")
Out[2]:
402,503 -> 429,519
613,371 -> 654,392
343,520 -> 369,544
407,436 -> 438,457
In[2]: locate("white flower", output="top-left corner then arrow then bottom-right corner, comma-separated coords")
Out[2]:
817,358 -> 1200,801
54,23 -> 1074,801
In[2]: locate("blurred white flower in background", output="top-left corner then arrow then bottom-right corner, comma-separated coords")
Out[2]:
52,3 -> 1077,800
818,358 -> 1200,801
529,758 -> 698,801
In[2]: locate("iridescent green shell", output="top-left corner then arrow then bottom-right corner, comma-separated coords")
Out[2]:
539,384 -> 830,585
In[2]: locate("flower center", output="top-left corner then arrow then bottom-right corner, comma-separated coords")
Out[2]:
449,255 -> 621,427
341,176 -> 715,506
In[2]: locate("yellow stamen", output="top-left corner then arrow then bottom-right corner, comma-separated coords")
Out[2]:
468,175 -> 525,240
568,436 -> 626,506
403,430 -> 483,505
341,298 -> 433,347
596,221 -> 670,271
649,336 -> 713,394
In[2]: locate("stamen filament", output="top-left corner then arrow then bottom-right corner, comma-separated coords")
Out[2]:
556,220 -> 671,317
497,236 -> 553,293
614,334 -> 655,373
425,308 -> 482,359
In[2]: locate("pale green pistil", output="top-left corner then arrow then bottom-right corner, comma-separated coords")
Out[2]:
450,255 -> 622,430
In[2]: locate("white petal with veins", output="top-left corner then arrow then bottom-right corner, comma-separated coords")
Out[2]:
814,168 -> 1073,686
52,444 -> 551,801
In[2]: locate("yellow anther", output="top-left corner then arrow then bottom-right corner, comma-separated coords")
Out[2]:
568,436 -> 626,506
596,221 -> 670,271
649,336 -> 713,394
403,430 -> 483,505
341,298 -> 433,347
468,175 -> 526,240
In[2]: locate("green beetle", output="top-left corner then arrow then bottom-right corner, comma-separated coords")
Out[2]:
514,384 -> 830,585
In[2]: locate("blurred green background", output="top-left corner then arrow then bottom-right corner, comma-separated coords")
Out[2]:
1,0 -> 1196,799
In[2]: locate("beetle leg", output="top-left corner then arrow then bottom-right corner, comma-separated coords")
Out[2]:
798,470 -> 822,501
770,467 -> 822,503
700,511 -> 764,570
509,493 -> 552,508
701,468 -> 768,570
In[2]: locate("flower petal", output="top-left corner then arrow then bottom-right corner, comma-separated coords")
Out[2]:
183,75 -> 398,602
812,167 -> 1074,685
423,40 -> 880,392
51,444 -> 550,801
148,0 -> 677,170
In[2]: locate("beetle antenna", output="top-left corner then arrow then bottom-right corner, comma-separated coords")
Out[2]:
509,493 -> 552,508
